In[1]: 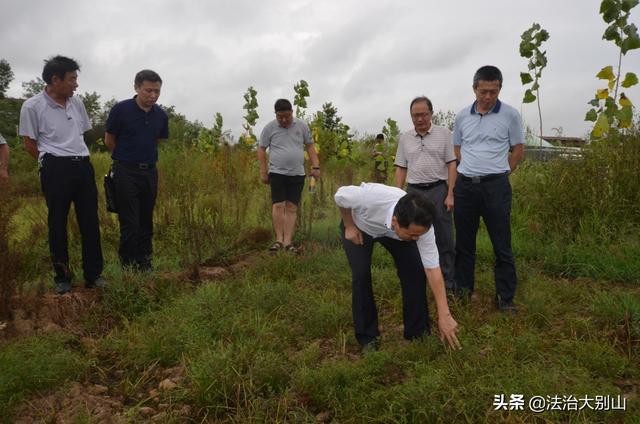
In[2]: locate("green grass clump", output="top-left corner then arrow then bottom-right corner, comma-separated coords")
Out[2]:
0,335 -> 89,418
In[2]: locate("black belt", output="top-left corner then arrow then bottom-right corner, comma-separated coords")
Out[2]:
114,160 -> 155,170
408,180 -> 446,190
460,172 -> 508,183
44,154 -> 89,162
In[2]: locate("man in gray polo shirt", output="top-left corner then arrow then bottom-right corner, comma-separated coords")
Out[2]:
452,65 -> 525,313
19,55 -> 104,294
0,133 -> 9,184
258,98 -> 320,253
395,96 -> 457,290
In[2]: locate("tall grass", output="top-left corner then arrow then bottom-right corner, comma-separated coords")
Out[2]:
511,129 -> 640,281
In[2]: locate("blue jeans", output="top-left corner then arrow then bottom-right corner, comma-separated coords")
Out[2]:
453,174 -> 517,302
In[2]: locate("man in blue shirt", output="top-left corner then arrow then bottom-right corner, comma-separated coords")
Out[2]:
452,66 -> 525,313
19,55 -> 104,294
105,70 -> 169,271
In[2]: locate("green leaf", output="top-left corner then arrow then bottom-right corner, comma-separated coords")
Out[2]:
535,29 -> 550,43
596,66 -> 616,80
597,88 -> 610,99
621,33 -> 640,54
623,23 -> 639,37
520,72 -> 533,84
532,81 -> 540,91
536,53 -> 548,68
621,72 -> 639,87
603,24 -> 622,43
601,0 -> 621,23
600,0 -> 616,13
589,98 -> 600,107
585,109 -> 598,122
604,97 -> 618,116
523,89 -> 536,103
621,0 -> 639,12
591,112 -> 610,138
616,105 -> 634,127
519,42 -> 534,57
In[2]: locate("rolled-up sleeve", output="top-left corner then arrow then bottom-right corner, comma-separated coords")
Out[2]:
416,227 -> 440,269
334,185 -> 362,208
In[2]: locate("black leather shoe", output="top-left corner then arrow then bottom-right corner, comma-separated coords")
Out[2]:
85,277 -> 108,289
54,282 -> 72,295
361,338 -> 380,355
496,298 -> 517,315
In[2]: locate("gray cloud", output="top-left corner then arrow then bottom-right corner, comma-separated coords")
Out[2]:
2,0 -> 639,138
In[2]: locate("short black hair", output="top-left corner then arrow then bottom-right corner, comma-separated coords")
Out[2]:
135,69 -> 162,87
375,133 -> 384,140
410,96 -> 433,113
473,65 -> 503,89
42,55 -> 80,84
274,98 -> 293,112
393,192 -> 435,229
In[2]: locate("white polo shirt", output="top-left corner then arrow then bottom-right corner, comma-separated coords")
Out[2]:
19,90 -> 91,160
334,182 -> 440,269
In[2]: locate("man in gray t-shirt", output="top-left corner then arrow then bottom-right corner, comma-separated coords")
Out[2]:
0,133 -> 9,184
258,99 -> 320,253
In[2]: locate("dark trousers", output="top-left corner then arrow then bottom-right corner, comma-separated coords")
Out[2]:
39,155 -> 103,283
453,174 -> 517,302
113,162 -> 158,270
407,183 -> 455,289
340,224 -> 430,346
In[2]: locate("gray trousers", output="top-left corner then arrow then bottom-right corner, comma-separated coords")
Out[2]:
407,183 -> 456,288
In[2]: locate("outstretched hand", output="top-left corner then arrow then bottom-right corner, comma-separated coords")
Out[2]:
438,313 -> 461,350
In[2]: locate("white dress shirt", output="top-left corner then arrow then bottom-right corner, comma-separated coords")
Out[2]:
334,182 -> 440,269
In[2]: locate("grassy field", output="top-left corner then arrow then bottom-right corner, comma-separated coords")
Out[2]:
0,141 -> 638,423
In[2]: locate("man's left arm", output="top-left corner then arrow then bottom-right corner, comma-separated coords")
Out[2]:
305,143 -> 320,179
157,113 -> 169,144
509,144 -> 524,172
508,111 -> 525,173
425,267 -> 461,349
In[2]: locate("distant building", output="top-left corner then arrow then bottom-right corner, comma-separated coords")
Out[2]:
540,136 -> 586,148
524,134 -> 583,161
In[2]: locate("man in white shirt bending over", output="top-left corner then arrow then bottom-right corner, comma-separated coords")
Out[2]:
335,183 -> 460,353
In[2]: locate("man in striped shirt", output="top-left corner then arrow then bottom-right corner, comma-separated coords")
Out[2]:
395,96 -> 457,291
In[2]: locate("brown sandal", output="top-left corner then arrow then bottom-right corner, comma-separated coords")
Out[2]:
284,244 -> 299,254
269,241 -> 283,252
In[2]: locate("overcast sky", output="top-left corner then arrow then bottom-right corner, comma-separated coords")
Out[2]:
2,0 -> 639,139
